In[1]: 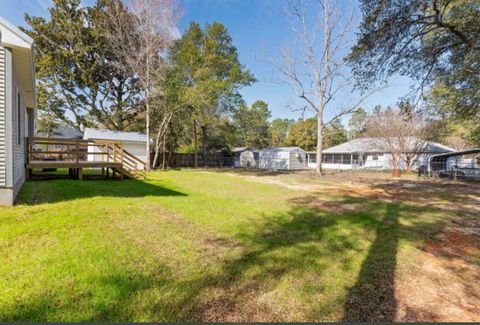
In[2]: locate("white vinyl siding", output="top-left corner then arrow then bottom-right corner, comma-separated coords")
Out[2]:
0,46 -> 6,187
11,64 -> 25,189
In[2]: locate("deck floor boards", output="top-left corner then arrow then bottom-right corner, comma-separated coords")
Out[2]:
27,160 -> 123,169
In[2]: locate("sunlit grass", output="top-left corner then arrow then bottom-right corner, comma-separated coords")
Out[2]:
0,169 -> 450,321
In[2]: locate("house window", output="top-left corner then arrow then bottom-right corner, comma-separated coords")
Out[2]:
323,154 -> 334,163
342,154 -> 352,164
372,154 -> 379,161
17,92 -> 21,145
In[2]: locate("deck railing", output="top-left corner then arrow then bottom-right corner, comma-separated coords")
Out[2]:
26,137 -> 147,179
26,137 -> 124,163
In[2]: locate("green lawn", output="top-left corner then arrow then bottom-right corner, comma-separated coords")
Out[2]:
0,169 -> 462,321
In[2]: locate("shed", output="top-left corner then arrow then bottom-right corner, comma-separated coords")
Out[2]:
83,128 -> 148,163
231,147 -> 249,167
258,147 -> 306,171
239,149 -> 258,168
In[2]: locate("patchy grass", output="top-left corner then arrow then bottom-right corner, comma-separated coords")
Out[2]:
0,169 -> 479,321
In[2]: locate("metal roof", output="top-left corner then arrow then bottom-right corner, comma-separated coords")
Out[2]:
430,148 -> 480,161
36,125 -> 83,139
83,128 -> 148,143
262,147 -> 305,152
323,137 -> 456,154
232,147 -> 249,152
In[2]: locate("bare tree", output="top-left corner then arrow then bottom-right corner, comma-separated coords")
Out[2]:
367,108 -> 428,172
103,0 -> 179,170
272,0 -> 379,176
150,97 -> 180,169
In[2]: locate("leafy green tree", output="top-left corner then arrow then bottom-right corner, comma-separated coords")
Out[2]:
324,119 -> 348,149
233,100 -> 271,149
286,118 -> 317,151
24,0 -> 141,131
428,83 -> 480,145
269,118 -> 294,147
204,118 -> 237,152
348,108 -> 368,139
36,112 -> 60,137
170,22 -> 255,166
286,117 -> 347,151
349,0 -> 480,128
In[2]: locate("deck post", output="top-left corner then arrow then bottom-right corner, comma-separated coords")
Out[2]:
76,141 -> 80,163
112,168 -> 116,179
78,168 -> 83,180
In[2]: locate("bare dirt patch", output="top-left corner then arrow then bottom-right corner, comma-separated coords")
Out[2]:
396,218 -> 480,322
220,169 -> 480,321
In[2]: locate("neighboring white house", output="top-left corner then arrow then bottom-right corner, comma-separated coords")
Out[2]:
306,137 -> 455,171
0,17 -> 36,205
259,147 -> 306,171
83,128 -> 148,164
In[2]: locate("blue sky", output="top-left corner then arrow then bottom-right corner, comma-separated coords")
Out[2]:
2,0 -> 412,122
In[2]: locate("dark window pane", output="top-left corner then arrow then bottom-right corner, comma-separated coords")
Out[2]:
342,154 -> 351,164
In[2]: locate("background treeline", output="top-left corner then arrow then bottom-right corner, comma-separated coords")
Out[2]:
28,0 -> 479,170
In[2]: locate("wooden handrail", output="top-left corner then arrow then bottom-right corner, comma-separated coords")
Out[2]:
29,137 -> 123,145
28,136 -> 147,179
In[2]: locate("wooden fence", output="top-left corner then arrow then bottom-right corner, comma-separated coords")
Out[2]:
153,152 -> 235,168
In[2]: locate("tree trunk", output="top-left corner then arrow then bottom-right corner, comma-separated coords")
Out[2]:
152,130 -> 162,170
315,112 -> 324,177
202,125 -> 207,167
145,90 -> 151,171
152,143 -> 160,169
193,119 -> 198,168
162,133 -> 166,171
406,156 -> 411,172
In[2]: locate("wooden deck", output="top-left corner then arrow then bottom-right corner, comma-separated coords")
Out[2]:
27,160 -> 123,169
26,137 -> 147,180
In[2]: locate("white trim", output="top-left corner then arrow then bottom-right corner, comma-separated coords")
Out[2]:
0,16 -> 34,47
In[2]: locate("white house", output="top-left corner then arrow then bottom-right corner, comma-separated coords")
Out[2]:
83,128 -> 149,164
306,137 -> 455,171
0,17 -> 36,205
259,147 -> 306,171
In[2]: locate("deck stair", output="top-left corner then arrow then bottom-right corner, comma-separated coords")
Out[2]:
102,143 -> 147,179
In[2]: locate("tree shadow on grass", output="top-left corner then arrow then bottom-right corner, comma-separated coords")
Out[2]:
3,193 -> 449,321
172,197 -> 416,321
187,196 -> 447,321
342,203 -> 399,322
17,179 -> 186,205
